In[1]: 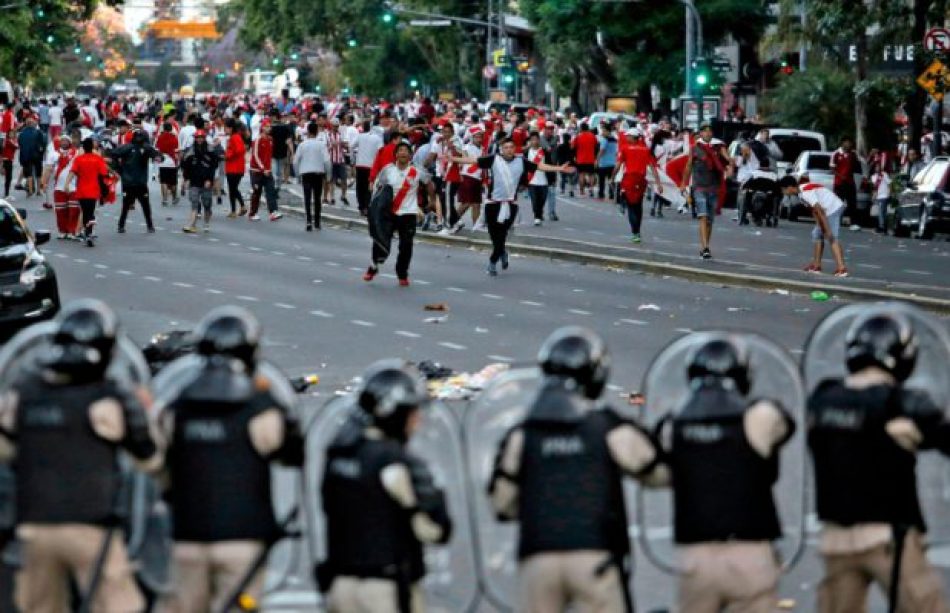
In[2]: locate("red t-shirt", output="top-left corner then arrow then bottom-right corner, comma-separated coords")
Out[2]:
830,149 -> 857,186
71,153 -> 109,200
572,131 -> 598,165
155,132 -> 178,160
511,127 -> 528,155
2,139 -> 17,161
224,133 -> 246,175
617,143 -> 656,176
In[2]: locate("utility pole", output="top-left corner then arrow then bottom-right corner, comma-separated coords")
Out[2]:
799,0 -> 807,71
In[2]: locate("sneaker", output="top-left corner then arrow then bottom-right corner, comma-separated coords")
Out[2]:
656,210 -> 663,218
42,202 -> 52,210
306,224 -> 313,232
341,197 -> 350,206
649,209 -> 656,217
631,234 -> 641,244
227,212 -> 237,219
438,227 -> 453,236
269,212 -> 283,221
117,226 -> 126,234
182,225 -> 197,234
450,221 -> 465,235
363,265 -> 378,282
501,250 -> 509,270
398,278 -> 410,287
549,213 -> 559,221
533,219 -> 542,226
203,225 -> 210,233
678,206 -> 687,215
701,248 -> 712,260
834,268 -> 849,278
487,262 -> 498,276
803,263 -> 822,273
237,207 -> 247,216
569,190 -> 575,198
147,227 -> 156,234
217,196 -> 223,205
849,224 -> 861,232
249,214 -> 261,221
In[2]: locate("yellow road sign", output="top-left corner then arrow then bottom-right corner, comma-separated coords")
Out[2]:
916,59 -> 948,101
492,49 -> 509,67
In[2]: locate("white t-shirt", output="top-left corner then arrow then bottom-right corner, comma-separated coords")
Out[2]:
48,105 -> 63,128
376,163 -> 430,216
800,183 -> 844,217
735,154 -> 760,184
353,131 -> 383,167
873,172 -> 891,200
178,125 -> 196,152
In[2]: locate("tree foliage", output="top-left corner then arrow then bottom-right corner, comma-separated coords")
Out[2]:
520,0 -> 769,108
0,0 -> 120,83
224,0 -> 488,97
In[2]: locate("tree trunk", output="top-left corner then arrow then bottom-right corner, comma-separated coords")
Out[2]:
854,33 -> 869,155
637,83 -> 653,114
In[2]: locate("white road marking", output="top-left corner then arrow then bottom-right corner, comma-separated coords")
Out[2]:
94,273 -> 106,279
725,247 -> 748,252
208,237 -> 220,242
439,341 -> 467,350
850,244 -> 871,249
415,279 -> 432,285
228,242 -> 240,247
767,252 -> 788,257
447,287 -> 467,293
117,270 -> 132,275
312,279 -> 323,284
271,250 -> 285,256
487,354 -> 514,362
74,258 -> 88,263
568,309 -> 592,316
206,289 -> 224,294
248,246 -> 263,252
482,293 -> 503,300
274,303 -> 296,309
857,264 -> 882,269
310,310 -> 334,318
351,319 -> 375,327
572,288 -> 585,293
296,256 -> 313,261
395,330 -> 421,338
144,275 -> 162,282
620,319 -> 648,326
520,300 -> 544,306
903,269 -> 932,276
348,267 -> 363,272
776,235 -> 796,241
675,327 -> 693,334
325,261 -> 340,267
53,253 -> 67,258
94,264 -> 108,270
236,295 -> 259,302
172,282 -> 194,288
381,273 -> 397,279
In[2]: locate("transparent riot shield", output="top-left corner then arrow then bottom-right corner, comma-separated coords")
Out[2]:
302,394 -> 477,612
803,302 -> 950,552
462,367 -> 643,611
637,331 -> 808,575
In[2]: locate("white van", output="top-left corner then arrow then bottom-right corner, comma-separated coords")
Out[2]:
766,128 -> 827,172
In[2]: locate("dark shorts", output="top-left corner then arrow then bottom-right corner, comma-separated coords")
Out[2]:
159,167 -> 178,185
331,163 -> 347,183
576,163 -> 595,175
20,158 -> 42,179
458,176 -> 483,204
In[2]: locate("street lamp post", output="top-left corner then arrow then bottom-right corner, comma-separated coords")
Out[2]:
680,0 -> 704,127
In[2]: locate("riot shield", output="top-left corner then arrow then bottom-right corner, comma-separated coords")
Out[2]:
638,331 -> 807,574
303,394 -> 477,612
462,367 -> 643,610
803,301 -> 950,551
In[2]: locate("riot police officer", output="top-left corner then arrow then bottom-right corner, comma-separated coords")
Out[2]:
488,327 -> 661,612
655,338 -> 795,613
155,306 -> 304,613
0,299 -> 159,613
318,359 -> 452,613
808,311 -> 949,612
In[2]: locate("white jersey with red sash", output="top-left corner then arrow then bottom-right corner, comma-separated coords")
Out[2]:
461,143 -> 484,180
526,147 -> 547,186
51,148 -> 81,235
377,163 -> 429,216
799,182 -> 844,216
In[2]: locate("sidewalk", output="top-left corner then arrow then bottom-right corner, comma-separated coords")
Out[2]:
280,184 -> 950,313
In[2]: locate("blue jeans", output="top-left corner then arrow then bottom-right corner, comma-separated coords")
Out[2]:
694,190 -> 718,223
812,208 -> 843,243
545,185 -> 557,215
876,198 -> 889,231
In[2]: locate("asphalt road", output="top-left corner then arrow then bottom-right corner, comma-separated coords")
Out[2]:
7,180 -> 950,612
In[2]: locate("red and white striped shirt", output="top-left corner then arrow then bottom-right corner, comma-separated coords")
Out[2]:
324,130 -> 345,164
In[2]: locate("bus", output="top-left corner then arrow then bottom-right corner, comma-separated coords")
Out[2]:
76,80 -> 107,99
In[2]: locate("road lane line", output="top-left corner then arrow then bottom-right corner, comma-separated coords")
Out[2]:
487,354 -> 514,362
351,319 -> 375,327
439,341 -> 467,350
675,327 -> 693,334
94,264 -> 108,269
117,270 -> 132,275
325,261 -> 340,267
236,295 -> 259,302
206,289 -> 223,294
310,310 -> 334,318
74,258 -> 88,263
767,252 -> 789,257
520,300 -> 544,306
415,279 -> 432,285
447,287 -> 467,293
172,282 -> 194,288
395,330 -> 421,338
296,256 -> 313,261
903,269 -> 932,276
620,319 -> 648,326
144,275 -> 162,282
857,264 -> 882,269
568,309 -> 592,315
481,293 -> 503,300
274,303 -> 296,309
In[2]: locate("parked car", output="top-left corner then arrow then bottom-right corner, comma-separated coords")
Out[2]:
768,128 -> 827,173
894,156 -> 950,239
0,202 -> 60,340
782,151 -> 872,224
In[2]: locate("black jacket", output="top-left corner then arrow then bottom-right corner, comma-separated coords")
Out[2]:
109,142 -> 161,187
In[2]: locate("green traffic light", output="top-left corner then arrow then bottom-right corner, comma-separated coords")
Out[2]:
347,39 -> 358,48
73,46 -> 81,54
272,57 -> 280,65
290,52 -> 299,60
36,9 -> 45,18
382,12 -> 394,24
503,74 -> 514,84
46,35 -> 55,44
695,73 -> 708,86
409,79 -> 418,88
84,54 -> 93,63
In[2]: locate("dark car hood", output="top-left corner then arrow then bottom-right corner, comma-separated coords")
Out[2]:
0,243 -> 32,274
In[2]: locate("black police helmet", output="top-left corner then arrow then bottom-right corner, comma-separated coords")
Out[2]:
193,306 -> 261,369
687,338 -> 751,395
46,299 -> 118,380
845,311 -> 917,381
356,359 -> 427,442
537,326 -> 610,400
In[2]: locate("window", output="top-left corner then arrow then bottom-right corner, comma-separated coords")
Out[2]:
0,208 -> 28,248
914,160 -> 948,191
771,136 -> 823,164
805,154 -> 831,171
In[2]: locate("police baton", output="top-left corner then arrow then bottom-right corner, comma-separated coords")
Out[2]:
77,524 -> 117,613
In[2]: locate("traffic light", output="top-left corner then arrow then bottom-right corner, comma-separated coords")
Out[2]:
692,57 -> 710,90
35,8 -> 45,18
202,66 -> 210,74
780,58 -> 793,75
233,62 -> 242,71
290,52 -> 299,61
503,73 -> 514,84
272,57 -> 280,66
73,45 -> 81,55
382,11 -> 394,24
517,60 -> 531,73
409,78 -> 418,88
347,30 -> 358,48
46,34 -> 54,44
84,54 -> 93,63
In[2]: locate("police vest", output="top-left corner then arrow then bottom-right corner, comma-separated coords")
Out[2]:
808,380 -> 925,531
168,389 -> 279,542
670,387 -> 783,544
517,408 -> 629,559
322,436 -> 424,582
15,377 -> 124,525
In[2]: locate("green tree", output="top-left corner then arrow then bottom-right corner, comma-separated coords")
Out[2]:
520,0 -> 769,112
0,0 -> 120,84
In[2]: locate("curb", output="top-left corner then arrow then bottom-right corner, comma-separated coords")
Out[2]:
278,198 -> 950,315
